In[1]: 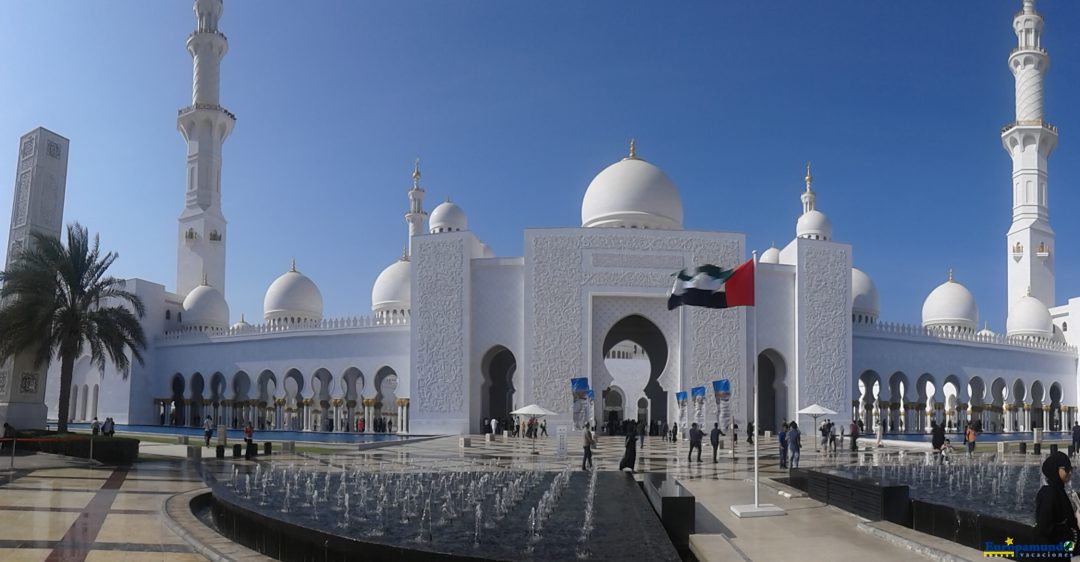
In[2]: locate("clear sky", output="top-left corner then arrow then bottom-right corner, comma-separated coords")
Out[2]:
0,0 -> 1078,330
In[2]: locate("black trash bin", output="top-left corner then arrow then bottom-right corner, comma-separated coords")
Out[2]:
232,444 -> 242,458
1019,442 -> 1027,454
215,445 -> 225,459
1033,443 -> 1042,455
1050,444 -> 1058,455
245,442 -> 257,460
264,442 -> 272,455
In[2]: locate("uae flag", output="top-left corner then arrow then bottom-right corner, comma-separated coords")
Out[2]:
667,259 -> 754,310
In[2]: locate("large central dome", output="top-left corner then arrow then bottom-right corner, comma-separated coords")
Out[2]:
581,145 -> 683,230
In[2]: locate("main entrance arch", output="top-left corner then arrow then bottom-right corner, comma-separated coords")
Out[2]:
601,314 -> 669,428
481,345 -> 516,425
757,350 -> 788,434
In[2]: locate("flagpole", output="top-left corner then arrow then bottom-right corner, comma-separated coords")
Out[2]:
730,249 -> 785,518
752,250 -> 760,508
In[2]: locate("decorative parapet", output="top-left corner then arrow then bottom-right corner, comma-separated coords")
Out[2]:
854,320 -> 1076,354
156,314 -> 408,343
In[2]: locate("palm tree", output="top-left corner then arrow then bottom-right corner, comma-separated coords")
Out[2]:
0,223 -> 146,433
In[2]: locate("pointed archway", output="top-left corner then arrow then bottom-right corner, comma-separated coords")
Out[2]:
601,315 -> 669,428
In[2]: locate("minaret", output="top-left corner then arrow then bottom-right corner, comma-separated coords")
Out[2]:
1003,0 -> 1057,310
800,162 -> 815,214
175,0 -> 235,297
404,159 -> 427,256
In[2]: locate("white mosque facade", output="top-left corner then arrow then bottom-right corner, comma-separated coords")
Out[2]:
27,0 -> 1080,436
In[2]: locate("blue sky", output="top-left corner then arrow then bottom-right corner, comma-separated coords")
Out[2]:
0,0 -> 1078,329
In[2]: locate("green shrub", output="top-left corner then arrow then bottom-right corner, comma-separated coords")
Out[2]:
15,431 -> 139,465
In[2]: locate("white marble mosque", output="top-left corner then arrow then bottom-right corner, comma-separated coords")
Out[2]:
3,0 -> 1078,437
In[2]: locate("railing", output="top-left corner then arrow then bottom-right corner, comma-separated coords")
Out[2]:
188,30 -> 228,42
1001,119 -> 1057,134
1010,46 -> 1047,57
177,103 -> 236,121
156,314 -> 408,343
854,320 -> 1076,353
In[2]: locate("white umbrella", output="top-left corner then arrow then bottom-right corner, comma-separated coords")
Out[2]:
510,404 -> 559,454
511,404 -> 559,417
796,404 -> 838,451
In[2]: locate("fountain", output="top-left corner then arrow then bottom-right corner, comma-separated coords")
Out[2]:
202,457 -> 678,561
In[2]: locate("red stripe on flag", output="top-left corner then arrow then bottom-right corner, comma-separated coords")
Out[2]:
725,259 -> 754,307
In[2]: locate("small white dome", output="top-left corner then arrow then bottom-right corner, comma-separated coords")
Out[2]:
581,153 -> 683,230
264,263 -> 323,323
231,314 -> 252,332
851,268 -> 880,319
921,273 -> 978,332
796,209 -> 832,240
1006,294 -> 1052,338
430,200 -> 467,233
182,284 -> 229,331
976,322 -> 995,337
760,246 -> 781,264
372,257 -> 411,313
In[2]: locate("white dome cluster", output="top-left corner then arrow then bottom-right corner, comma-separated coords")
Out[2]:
372,254 -> 411,322
851,268 -> 879,324
581,142 -> 683,230
182,281 -> 229,332
263,261 -> 323,325
921,271 -> 979,333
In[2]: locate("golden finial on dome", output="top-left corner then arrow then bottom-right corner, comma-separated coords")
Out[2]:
401,246 -> 409,261
1026,285 -> 1032,296
804,161 -> 813,191
290,258 -> 297,272
240,313 -> 245,323
628,138 -> 637,160
412,158 -> 421,185
947,268 -> 954,282
201,272 -> 208,286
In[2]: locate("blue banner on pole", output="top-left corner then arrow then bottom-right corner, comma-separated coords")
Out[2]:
586,389 -> 594,401
676,391 -> 688,403
691,386 -> 706,398
713,379 -> 731,400
570,377 -> 589,400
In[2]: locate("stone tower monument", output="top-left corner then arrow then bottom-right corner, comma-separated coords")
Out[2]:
0,127 -> 69,429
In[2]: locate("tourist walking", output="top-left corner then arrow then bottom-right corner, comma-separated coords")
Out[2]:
1072,422 -> 1080,456
688,423 -> 704,463
91,417 -> 101,436
965,423 -> 976,456
931,420 -> 946,453
541,419 -> 548,437
619,430 -> 637,472
671,422 -> 678,442
638,420 -> 646,448
787,422 -> 801,468
849,420 -> 859,452
1,422 -> 14,452
243,422 -> 253,444
819,420 -> 829,452
876,417 -> 885,448
490,417 -> 498,435
778,422 -> 788,469
582,424 -> 595,471
102,417 -> 115,437
1034,451 -> 1080,554
203,415 -> 214,446
828,421 -> 838,452
710,423 -> 721,463
746,421 -> 754,445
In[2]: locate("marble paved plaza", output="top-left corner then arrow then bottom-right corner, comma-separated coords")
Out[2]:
0,432 -> 990,561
